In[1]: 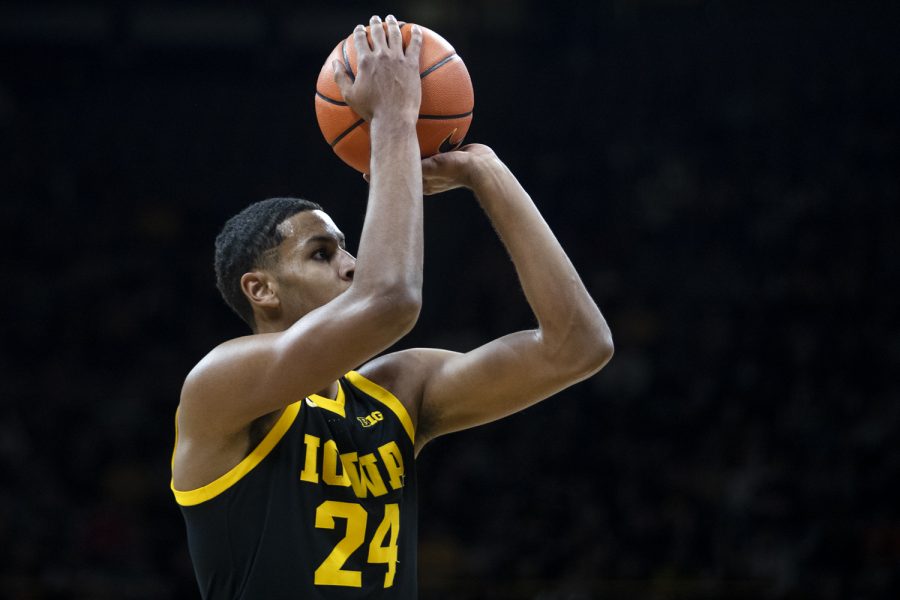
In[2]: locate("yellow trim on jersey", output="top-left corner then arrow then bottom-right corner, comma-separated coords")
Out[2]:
307,382 -> 346,417
346,371 -> 415,444
171,401 -> 302,507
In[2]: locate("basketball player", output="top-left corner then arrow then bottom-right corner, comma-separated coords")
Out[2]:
171,15 -> 613,598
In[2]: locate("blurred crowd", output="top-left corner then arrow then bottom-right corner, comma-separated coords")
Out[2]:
1,2 -> 897,598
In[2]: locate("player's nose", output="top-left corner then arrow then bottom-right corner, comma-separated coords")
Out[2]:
339,249 -> 356,281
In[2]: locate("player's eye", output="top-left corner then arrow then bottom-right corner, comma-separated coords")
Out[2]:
312,248 -> 330,261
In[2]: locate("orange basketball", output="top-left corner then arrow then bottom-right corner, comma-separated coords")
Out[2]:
315,22 -> 474,174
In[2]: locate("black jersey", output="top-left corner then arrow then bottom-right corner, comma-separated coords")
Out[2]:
172,371 -> 418,599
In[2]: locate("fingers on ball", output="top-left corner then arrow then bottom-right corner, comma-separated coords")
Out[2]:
368,15 -> 387,50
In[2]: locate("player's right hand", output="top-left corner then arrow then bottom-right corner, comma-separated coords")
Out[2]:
333,15 -> 422,125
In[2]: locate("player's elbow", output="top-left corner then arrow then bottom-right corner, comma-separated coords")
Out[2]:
367,284 -> 422,337
388,287 -> 423,333
555,316 -> 614,379
578,324 -> 614,376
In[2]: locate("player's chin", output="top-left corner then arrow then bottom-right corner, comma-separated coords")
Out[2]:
330,283 -> 352,301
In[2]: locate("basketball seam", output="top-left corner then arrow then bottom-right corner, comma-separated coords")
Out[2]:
341,39 -> 355,82
316,91 -> 346,106
419,111 -> 474,120
420,53 -> 458,79
318,95 -> 471,119
330,118 -> 365,147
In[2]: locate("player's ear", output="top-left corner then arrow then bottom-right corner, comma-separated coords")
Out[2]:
241,271 -> 280,311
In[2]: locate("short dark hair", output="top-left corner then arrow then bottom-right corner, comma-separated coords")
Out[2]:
214,197 -> 322,329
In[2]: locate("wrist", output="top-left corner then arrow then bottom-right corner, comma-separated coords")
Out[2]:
467,152 -> 506,193
369,117 -> 419,159
370,110 -> 418,132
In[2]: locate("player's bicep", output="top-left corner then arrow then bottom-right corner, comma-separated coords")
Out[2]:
416,331 -> 574,448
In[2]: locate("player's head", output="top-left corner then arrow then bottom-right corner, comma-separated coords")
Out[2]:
215,197 -> 355,331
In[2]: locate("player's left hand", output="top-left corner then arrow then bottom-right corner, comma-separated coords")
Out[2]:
420,143 -> 497,196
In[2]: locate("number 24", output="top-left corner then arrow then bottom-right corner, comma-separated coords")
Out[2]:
314,500 -> 400,588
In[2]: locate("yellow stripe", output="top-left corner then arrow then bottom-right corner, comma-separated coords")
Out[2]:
171,402 -> 302,506
346,371 -> 415,444
308,382 -> 346,417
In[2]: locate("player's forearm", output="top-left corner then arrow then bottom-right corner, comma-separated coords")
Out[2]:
471,159 -> 612,368
353,119 -> 424,305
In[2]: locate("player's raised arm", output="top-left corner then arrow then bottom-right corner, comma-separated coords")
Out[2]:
179,16 -> 425,436
408,144 -> 613,452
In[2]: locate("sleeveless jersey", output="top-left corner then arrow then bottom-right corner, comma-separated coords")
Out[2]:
171,371 -> 418,599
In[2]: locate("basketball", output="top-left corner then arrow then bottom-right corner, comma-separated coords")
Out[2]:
315,22 -> 474,174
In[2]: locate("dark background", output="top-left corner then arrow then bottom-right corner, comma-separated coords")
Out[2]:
2,1 -> 898,598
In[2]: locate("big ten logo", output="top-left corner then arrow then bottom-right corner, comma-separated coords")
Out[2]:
358,411 -> 384,428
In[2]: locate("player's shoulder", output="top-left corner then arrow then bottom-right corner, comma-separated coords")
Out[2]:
186,333 -> 276,380
356,348 -> 461,422
180,332 -> 277,409
358,347 -> 459,385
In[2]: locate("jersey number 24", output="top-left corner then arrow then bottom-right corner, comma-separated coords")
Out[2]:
314,500 -> 400,588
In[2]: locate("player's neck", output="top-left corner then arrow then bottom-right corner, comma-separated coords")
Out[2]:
315,381 -> 340,400
253,316 -> 291,335
254,307 -> 312,335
